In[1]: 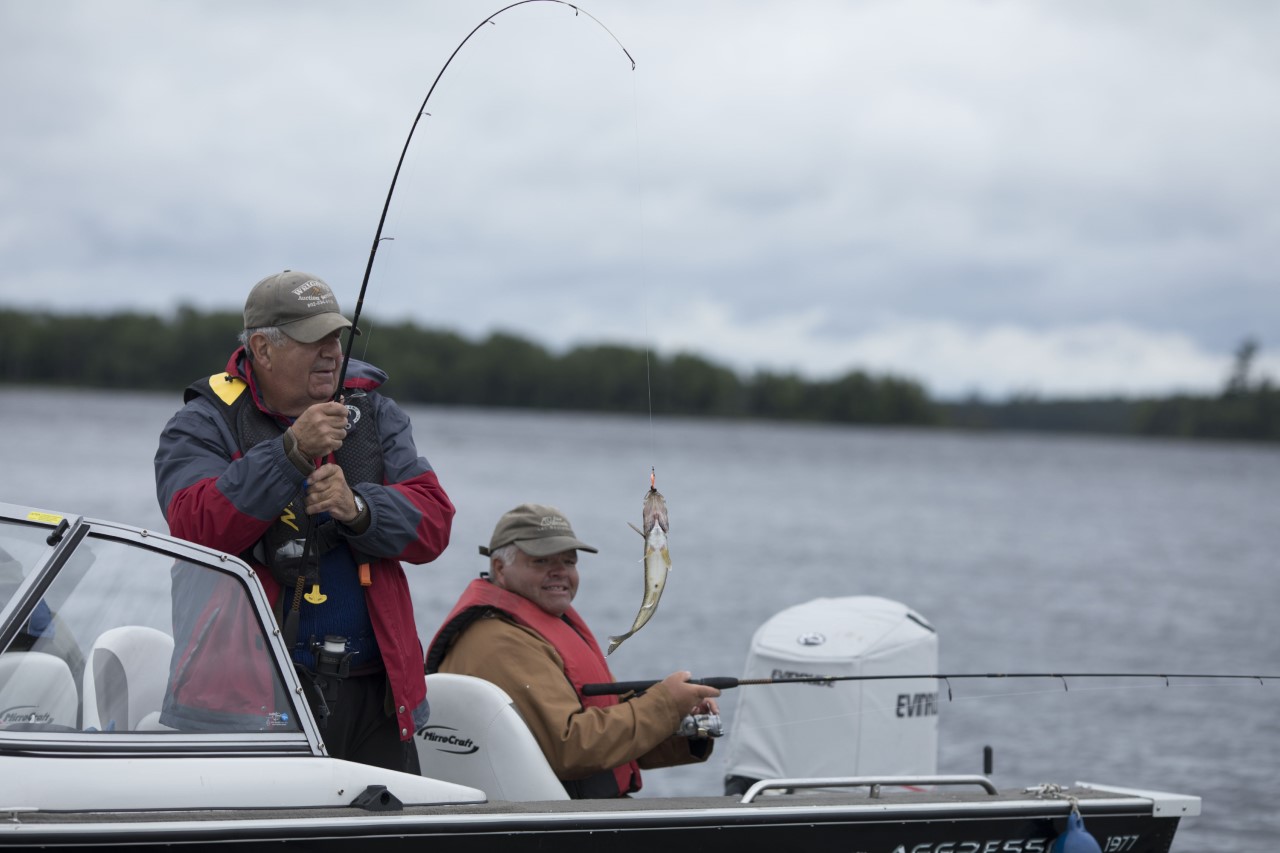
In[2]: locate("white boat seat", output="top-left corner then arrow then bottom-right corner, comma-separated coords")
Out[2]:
0,650 -> 79,728
415,673 -> 568,801
81,626 -> 174,732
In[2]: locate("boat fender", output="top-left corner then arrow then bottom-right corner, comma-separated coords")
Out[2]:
1050,806 -> 1102,853
350,784 -> 403,812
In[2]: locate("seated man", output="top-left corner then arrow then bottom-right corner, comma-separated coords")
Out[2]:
425,503 -> 719,799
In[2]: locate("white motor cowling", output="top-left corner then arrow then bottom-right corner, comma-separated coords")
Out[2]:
724,596 -> 939,793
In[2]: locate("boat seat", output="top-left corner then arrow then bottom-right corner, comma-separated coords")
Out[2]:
415,673 -> 568,801
0,650 -> 80,728
81,626 -> 174,732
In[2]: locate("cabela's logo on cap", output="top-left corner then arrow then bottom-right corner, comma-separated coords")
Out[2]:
538,515 -> 571,531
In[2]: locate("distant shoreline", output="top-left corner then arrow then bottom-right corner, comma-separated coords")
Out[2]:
2,308 -> 1276,442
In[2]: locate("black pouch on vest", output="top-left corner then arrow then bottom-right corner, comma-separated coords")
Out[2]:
253,514 -> 343,587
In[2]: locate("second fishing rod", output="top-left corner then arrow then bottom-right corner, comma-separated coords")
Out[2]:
582,671 -> 1280,698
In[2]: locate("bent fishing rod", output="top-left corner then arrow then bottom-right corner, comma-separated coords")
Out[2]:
333,0 -> 635,395
582,671 -> 1280,699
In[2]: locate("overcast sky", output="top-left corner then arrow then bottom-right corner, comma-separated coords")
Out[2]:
2,0 -> 1277,399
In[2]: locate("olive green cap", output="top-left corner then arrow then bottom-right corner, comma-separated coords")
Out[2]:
480,503 -> 598,558
243,270 -> 352,343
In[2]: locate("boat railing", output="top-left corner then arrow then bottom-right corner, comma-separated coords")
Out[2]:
739,774 -> 999,803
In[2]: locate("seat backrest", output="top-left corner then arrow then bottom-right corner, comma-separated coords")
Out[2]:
0,650 -> 79,728
415,673 -> 568,801
81,626 -> 174,731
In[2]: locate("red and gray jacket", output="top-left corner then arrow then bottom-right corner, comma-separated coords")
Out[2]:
155,347 -> 454,740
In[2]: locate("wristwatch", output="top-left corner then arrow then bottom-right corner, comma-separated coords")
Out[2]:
352,493 -> 367,519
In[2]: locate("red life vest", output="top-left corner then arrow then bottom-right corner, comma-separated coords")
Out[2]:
427,578 -> 641,796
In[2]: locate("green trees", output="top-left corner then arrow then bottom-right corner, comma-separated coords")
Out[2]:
1135,338 -> 1280,441
2,309 -> 1273,440
0,308 -> 936,426
746,369 -> 937,425
0,307 -> 237,390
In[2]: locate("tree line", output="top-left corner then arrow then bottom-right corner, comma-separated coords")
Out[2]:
938,338 -> 1280,442
2,307 -> 1275,441
0,307 -> 934,425
1130,339 -> 1280,441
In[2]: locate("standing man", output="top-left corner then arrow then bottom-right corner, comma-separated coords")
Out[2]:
155,270 -> 453,772
426,503 -> 718,798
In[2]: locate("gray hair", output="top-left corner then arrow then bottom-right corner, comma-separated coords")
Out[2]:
239,326 -> 288,360
490,544 -> 521,568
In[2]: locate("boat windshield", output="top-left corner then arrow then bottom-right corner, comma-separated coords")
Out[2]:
0,516 -> 302,735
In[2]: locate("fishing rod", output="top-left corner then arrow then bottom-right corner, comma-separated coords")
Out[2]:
334,0 -> 636,395
582,672 -> 1280,700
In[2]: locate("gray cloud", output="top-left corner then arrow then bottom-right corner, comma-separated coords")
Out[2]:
2,0 -> 1277,397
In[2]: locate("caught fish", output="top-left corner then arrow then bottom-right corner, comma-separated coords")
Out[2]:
607,477 -> 670,655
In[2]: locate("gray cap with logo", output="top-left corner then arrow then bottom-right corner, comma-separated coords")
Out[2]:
244,270 -> 353,343
480,503 -> 599,558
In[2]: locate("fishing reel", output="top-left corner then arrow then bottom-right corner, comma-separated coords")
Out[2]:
676,713 -> 724,740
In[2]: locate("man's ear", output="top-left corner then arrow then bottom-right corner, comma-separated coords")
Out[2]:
248,333 -> 272,366
489,557 -> 505,587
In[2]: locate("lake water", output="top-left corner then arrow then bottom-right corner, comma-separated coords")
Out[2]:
3,386 -> 1277,851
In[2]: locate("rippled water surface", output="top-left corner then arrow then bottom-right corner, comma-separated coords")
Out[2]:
4,386 -> 1277,851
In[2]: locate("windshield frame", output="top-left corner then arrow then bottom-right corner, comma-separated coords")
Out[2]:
0,502 -> 321,757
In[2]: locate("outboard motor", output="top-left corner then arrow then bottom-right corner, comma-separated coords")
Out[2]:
724,596 -> 939,794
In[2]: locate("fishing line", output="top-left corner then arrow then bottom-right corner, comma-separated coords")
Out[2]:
359,320 -> 374,362
334,0 -> 636,396
629,72 -> 658,467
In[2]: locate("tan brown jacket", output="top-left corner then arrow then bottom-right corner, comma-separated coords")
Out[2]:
436,613 -> 711,783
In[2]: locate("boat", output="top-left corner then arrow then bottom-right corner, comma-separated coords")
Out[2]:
0,500 -> 1199,851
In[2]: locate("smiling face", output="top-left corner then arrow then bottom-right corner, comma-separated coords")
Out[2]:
492,548 -> 580,617
249,329 -> 343,416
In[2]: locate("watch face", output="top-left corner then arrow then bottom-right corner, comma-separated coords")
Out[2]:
354,495 -> 366,513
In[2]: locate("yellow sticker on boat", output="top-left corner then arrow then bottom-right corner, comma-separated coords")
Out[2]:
26,511 -> 63,524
